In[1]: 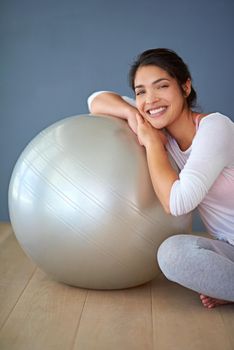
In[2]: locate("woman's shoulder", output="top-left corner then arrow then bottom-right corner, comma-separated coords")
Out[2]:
194,112 -> 234,152
196,112 -> 234,139
198,112 -> 234,128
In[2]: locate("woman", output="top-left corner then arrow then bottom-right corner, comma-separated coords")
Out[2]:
87,48 -> 234,309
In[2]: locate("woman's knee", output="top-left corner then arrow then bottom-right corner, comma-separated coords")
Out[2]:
157,234 -> 194,280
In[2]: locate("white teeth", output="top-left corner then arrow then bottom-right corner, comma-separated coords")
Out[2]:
149,107 -> 166,115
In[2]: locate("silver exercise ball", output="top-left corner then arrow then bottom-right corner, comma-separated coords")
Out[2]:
9,115 -> 191,289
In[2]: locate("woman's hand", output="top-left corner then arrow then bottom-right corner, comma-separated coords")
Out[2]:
135,113 -> 168,148
127,112 -> 138,134
135,112 -> 177,213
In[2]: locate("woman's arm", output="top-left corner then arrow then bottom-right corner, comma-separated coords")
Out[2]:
169,114 -> 233,216
135,113 -> 178,213
135,113 -> 233,216
88,91 -> 138,133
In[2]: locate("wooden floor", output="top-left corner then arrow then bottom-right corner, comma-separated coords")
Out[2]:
0,222 -> 233,350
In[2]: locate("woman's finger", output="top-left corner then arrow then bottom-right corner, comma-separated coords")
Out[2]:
136,112 -> 144,124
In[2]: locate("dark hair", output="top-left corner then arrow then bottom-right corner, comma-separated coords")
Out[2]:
129,48 -> 197,109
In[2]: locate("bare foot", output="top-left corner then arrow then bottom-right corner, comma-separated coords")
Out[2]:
200,294 -> 233,309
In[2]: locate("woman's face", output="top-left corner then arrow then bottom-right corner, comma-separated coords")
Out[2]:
134,65 -> 191,129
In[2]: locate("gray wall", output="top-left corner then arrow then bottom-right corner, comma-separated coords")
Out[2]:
1,0 -> 234,231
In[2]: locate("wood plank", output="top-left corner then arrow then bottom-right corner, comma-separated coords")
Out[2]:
73,283 -> 153,350
0,229 -> 36,329
151,273 -> 233,350
0,268 -> 88,350
0,222 -> 13,244
218,307 -> 234,349
1,224 -> 233,350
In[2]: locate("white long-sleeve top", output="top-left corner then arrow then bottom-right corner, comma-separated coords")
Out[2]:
88,92 -> 234,245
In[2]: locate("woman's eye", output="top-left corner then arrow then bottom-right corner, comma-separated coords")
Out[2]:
158,84 -> 169,89
136,90 -> 145,96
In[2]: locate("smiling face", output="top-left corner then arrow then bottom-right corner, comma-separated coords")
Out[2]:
134,65 -> 191,130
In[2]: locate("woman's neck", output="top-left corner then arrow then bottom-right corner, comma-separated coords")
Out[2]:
166,109 -> 197,151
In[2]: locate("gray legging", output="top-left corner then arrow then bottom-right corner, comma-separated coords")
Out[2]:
157,234 -> 234,301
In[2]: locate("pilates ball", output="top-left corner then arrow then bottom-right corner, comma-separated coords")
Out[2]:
8,115 -> 191,289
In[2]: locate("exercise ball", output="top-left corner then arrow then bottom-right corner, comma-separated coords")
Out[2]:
9,114 -> 191,289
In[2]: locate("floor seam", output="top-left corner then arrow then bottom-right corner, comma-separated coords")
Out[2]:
0,266 -> 37,331
70,289 -> 89,350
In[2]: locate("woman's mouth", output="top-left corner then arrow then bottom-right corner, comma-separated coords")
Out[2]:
147,106 -> 167,117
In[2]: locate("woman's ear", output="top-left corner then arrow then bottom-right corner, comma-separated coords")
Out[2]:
183,79 -> 192,97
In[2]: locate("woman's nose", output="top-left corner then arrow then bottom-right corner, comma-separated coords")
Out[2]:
145,91 -> 159,104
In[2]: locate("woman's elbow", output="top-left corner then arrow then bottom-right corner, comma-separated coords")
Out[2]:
161,199 -> 188,216
168,205 -> 193,217
87,92 -> 103,114
90,103 -> 98,114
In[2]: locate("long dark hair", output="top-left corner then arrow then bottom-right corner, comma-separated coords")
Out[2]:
129,48 -> 197,109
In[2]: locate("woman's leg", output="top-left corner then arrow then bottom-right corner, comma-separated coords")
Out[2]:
157,234 -> 234,303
